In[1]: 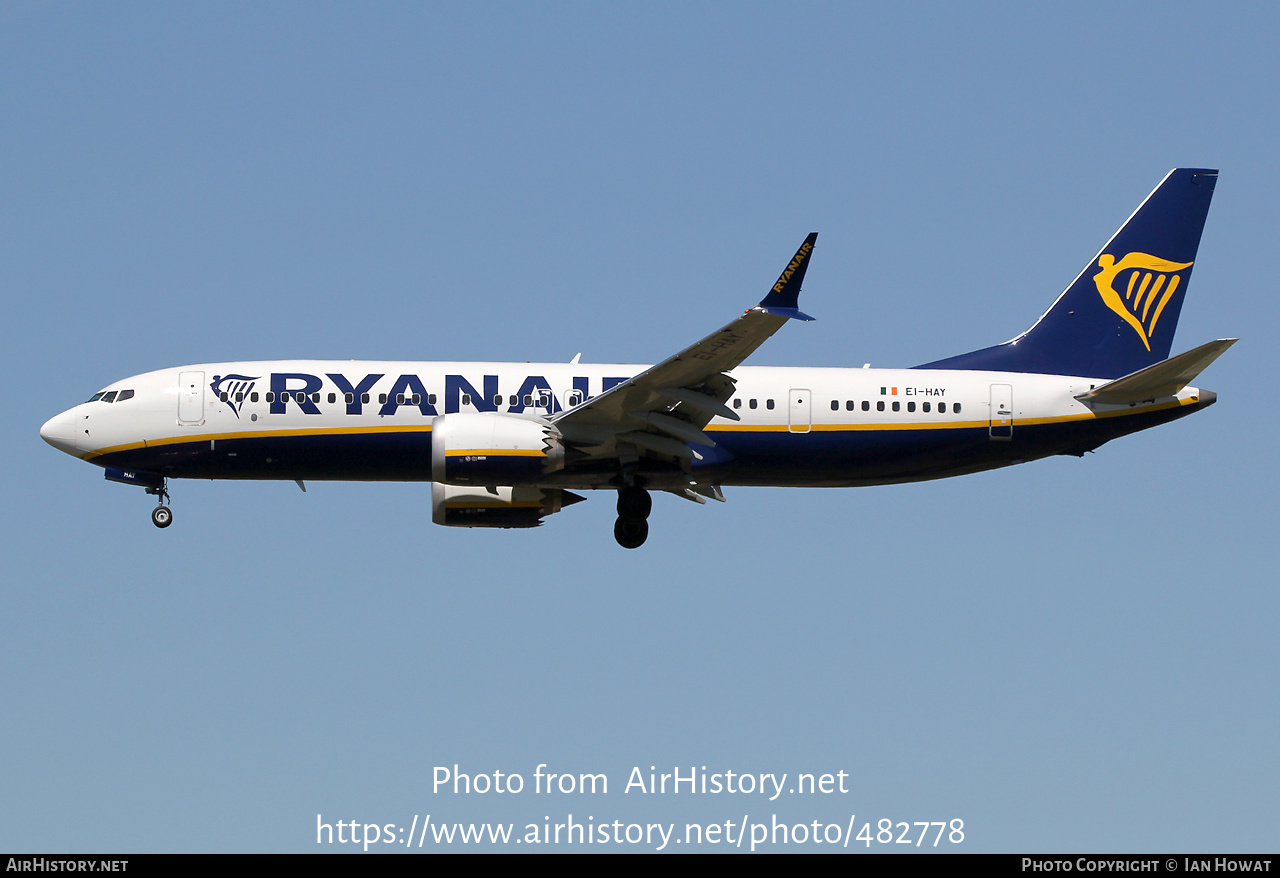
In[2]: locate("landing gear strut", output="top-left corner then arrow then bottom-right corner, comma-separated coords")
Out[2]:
614,486 -> 651,548
146,481 -> 172,529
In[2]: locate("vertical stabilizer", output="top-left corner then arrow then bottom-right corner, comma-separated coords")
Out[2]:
917,168 -> 1217,378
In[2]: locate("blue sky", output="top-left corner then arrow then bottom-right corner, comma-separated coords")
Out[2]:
3,2 -> 1277,852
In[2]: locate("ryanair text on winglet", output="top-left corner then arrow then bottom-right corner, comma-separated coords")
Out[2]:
773,241 -> 813,293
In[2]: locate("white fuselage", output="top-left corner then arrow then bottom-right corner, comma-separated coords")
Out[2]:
40,359 -> 1208,490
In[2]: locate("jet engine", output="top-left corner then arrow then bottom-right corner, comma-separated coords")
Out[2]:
431,483 -> 583,528
430,412 -> 565,486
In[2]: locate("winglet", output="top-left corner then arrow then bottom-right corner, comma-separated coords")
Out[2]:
757,232 -> 818,321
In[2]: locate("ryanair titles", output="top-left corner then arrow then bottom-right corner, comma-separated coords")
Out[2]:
772,240 -> 813,294
257,371 -> 632,417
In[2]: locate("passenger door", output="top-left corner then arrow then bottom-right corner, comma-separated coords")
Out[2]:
178,371 -> 205,425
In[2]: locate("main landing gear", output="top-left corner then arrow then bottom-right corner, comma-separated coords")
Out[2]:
614,485 -> 651,549
146,481 -> 173,529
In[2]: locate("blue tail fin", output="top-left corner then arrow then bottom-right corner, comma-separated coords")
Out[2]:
917,168 -> 1218,378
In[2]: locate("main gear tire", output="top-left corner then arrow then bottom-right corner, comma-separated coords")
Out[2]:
616,487 -> 652,521
614,516 -> 648,548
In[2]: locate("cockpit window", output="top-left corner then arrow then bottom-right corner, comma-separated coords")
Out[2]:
117,389 -> 134,401
88,392 -> 106,402
101,391 -> 118,403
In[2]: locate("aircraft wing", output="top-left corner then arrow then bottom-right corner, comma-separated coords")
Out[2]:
550,233 -> 817,469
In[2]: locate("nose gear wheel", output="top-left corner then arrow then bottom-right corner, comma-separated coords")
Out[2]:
146,480 -> 172,529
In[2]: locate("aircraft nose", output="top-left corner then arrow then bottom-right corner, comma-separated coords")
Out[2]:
40,409 -> 78,456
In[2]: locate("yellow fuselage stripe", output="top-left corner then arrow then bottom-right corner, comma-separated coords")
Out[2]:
445,449 -> 546,457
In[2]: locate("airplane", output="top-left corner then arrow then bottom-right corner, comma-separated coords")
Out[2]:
40,168 -> 1234,548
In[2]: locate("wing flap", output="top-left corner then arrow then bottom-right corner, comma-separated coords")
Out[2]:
655,386 -> 740,421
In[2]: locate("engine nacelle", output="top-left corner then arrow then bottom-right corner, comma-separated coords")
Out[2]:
431,483 -> 581,528
430,412 -> 565,486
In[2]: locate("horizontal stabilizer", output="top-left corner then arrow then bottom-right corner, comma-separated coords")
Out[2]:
1075,338 -> 1236,405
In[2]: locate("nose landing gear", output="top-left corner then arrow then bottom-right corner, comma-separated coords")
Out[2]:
614,485 -> 651,548
146,481 -> 172,529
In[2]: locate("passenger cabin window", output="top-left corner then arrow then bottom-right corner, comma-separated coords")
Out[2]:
235,392 -> 244,403
397,393 -> 406,405
733,399 -> 742,409
266,392 -> 275,403
766,399 -> 775,410
830,400 -> 838,411
523,395 -> 533,406
749,399 -> 758,409
251,392 -> 259,402
219,392 -> 228,402
328,393 -> 336,404
428,394 -> 437,405
877,401 -> 885,412
862,400 -> 870,411
345,392 -> 354,404
954,403 -> 962,413
846,400 -> 855,411
461,394 -> 471,406
412,394 -> 421,405
378,393 -> 387,404
892,401 -> 900,412
361,393 -> 369,404
907,401 -> 915,412
923,402 -> 931,413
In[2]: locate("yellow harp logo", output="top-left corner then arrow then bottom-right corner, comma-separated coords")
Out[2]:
1093,252 -> 1193,351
